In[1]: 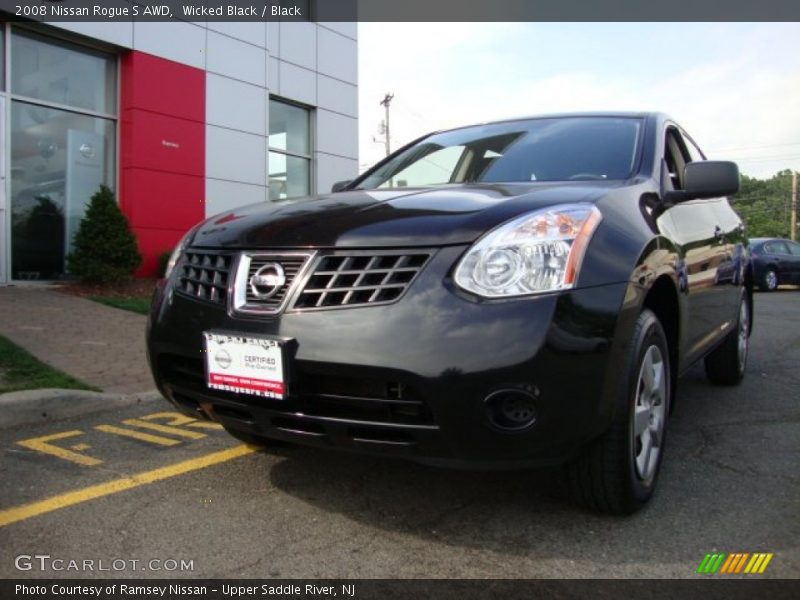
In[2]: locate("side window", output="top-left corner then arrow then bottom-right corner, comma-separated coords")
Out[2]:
788,242 -> 800,256
766,241 -> 790,255
683,134 -> 705,163
663,128 -> 687,190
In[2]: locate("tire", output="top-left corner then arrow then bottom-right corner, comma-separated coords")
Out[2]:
223,426 -> 286,447
760,268 -> 778,291
704,291 -> 749,386
567,309 -> 670,514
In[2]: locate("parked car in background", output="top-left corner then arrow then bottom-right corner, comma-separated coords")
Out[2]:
148,112 -> 750,514
750,237 -> 800,290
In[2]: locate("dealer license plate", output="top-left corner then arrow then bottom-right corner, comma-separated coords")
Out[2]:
203,332 -> 288,399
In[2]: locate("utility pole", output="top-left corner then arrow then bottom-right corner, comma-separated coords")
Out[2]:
379,93 -> 394,156
792,170 -> 797,241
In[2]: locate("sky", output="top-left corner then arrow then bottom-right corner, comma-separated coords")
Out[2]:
356,22 -> 800,179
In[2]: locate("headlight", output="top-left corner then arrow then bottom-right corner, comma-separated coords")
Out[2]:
164,225 -> 200,279
454,204 -> 602,298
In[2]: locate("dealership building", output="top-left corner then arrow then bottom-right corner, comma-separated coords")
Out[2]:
0,17 -> 359,280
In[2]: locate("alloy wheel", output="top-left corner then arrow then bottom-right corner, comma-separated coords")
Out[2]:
633,345 -> 667,483
737,299 -> 749,374
765,269 -> 778,291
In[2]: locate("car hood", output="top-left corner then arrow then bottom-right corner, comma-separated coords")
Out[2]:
192,182 -> 623,249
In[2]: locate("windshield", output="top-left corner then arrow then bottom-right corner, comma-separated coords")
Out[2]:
357,117 -> 642,189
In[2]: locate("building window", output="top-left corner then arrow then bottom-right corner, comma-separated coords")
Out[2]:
11,30 -> 116,113
269,99 -> 311,201
0,27 -> 5,90
8,29 -> 117,280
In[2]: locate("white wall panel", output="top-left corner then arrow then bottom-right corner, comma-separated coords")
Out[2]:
206,74 -> 267,136
206,126 -> 267,186
278,22 -> 317,70
207,31 -> 267,87
317,75 -> 357,118
205,179 -> 267,217
266,21 -> 280,54
316,110 -> 358,159
317,28 -> 357,84
316,153 -> 359,195
268,57 -> 280,92
319,23 -> 358,41
279,62 -> 316,106
133,21 -> 206,70
206,22 -> 267,48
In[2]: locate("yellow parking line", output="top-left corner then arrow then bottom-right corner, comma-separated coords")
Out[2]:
94,424 -> 182,446
17,431 -> 102,467
0,445 -> 257,528
122,418 -> 207,440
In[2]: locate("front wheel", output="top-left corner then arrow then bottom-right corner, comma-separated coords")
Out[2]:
567,309 -> 670,514
704,292 -> 749,386
760,268 -> 778,291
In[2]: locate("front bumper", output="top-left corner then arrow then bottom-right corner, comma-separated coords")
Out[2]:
147,246 -> 632,469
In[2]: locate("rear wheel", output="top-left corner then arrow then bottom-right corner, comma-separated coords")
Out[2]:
223,426 -> 285,447
704,292 -> 749,386
760,268 -> 778,291
567,309 -> 670,514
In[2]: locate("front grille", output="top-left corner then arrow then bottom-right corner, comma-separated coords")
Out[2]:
234,252 -> 311,314
293,251 -> 432,310
176,250 -> 233,305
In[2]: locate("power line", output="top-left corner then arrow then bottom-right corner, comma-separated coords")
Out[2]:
733,155 -> 800,163
705,141 -> 800,153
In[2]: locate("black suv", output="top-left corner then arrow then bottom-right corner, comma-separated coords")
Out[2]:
147,113 -> 751,514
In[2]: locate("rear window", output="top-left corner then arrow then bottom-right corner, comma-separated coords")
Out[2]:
357,117 -> 643,189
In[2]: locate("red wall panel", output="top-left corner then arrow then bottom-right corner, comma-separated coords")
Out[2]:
120,52 -> 205,122
124,169 -> 205,230
119,51 -> 205,277
121,109 -> 205,177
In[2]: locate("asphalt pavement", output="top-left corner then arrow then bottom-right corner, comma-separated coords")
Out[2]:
0,291 -> 798,579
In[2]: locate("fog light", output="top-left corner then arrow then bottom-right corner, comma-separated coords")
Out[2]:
485,389 -> 538,431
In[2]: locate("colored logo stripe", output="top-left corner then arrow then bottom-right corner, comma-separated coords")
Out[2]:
720,553 -> 749,573
745,553 -> 774,574
697,553 -> 726,574
697,553 -> 773,574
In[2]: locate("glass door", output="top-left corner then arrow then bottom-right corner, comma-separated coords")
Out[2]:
8,29 -> 116,281
0,94 -> 6,284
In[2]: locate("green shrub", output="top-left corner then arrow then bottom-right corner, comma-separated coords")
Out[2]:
157,250 -> 172,278
67,185 -> 141,283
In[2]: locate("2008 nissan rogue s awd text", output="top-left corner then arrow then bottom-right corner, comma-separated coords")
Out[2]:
147,112 -> 751,514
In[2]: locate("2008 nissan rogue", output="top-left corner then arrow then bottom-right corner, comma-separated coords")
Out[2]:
147,112 -> 751,514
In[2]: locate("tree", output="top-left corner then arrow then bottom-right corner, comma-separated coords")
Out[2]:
729,170 -> 793,238
67,185 -> 141,283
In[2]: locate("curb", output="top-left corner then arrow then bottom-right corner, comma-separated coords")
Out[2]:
0,389 -> 163,429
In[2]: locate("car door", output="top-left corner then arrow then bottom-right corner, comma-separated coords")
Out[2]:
681,131 -> 743,312
764,241 -> 792,284
784,240 -> 800,283
658,126 -> 731,363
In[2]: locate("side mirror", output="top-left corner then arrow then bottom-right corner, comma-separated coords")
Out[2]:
331,180 -> 352,193
684,161 -> 739,197
666,161 -> 739,203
